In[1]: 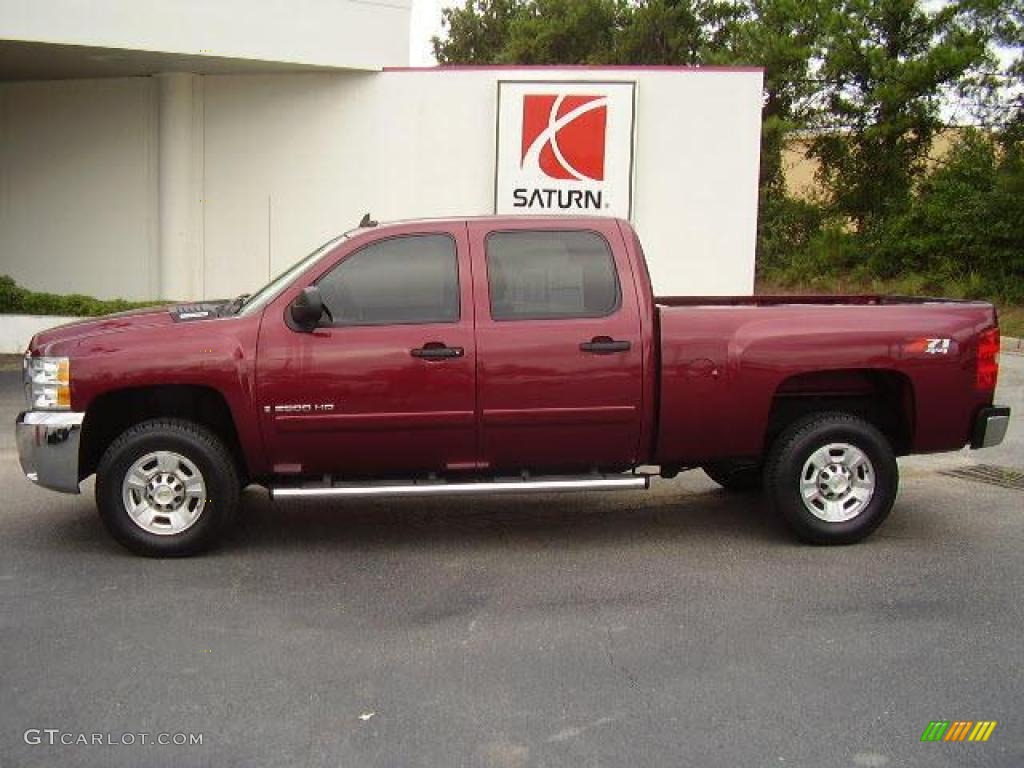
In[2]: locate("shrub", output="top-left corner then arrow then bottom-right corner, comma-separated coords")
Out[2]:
867,131 -> 1024,303
758,129 -> 1024,305
0,275 -> 164,317
755,189 -> 829,278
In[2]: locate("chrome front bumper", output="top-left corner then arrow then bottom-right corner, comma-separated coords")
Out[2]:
971,406 -> 1011,450
15,411 -> 85,494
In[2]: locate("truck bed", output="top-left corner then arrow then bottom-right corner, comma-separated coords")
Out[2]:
652,297 -> 998,465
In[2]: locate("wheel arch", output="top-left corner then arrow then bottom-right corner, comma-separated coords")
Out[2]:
79,384 -> 248,483
765,368 -> 916,456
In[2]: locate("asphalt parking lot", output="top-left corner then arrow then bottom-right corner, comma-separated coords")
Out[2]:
0,353 -> 1021,767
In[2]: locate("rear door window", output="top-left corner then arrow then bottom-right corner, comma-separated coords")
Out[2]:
485,230 -> 620,321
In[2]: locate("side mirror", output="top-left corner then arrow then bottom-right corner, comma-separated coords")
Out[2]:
289,286 -> 325,332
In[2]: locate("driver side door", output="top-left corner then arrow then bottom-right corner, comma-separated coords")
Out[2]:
255,223 -> 478,478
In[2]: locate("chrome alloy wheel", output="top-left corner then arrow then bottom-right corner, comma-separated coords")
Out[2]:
121,451 -> 207,535
799,443 -> 875,522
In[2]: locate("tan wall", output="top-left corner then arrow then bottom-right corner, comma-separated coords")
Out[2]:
782,128 -> 965,200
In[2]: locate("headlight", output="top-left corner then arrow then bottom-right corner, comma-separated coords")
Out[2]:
24,356 -> 71,410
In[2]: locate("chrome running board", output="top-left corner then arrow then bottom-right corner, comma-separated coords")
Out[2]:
270,473 -> 650,500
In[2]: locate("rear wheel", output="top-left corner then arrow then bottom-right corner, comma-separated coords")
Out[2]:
701,459 -> 763,492
765,412 -> 898,545
95,419 -> 239,556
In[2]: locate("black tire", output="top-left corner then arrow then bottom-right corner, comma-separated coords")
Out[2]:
702,459 -> 763,492
95,419 -> 239,557
765,412 -> 898,545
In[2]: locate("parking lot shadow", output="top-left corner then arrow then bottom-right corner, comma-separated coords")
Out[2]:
224,478 -> 794,555
11,475 -> 800,560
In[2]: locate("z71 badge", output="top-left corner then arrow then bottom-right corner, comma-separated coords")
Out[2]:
906,337 -> 954,356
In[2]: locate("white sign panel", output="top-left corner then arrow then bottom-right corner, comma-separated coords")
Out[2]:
495,81 -> 636,218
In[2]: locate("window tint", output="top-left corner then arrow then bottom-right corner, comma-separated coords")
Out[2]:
486,230 -> 620,320
317,234 -> 459,325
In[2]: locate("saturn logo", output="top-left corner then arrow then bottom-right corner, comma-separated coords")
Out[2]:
521,94 -> 608,182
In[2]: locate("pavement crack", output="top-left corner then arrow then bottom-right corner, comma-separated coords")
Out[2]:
603,626 -> 640,692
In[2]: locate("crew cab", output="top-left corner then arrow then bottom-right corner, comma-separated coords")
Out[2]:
16,216 -> 1010,556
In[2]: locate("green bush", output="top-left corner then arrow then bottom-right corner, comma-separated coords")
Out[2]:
866,131 -> 1024,303
758,130 -> 1024,305
755,190 -> 829,278
0,275 -> 164,317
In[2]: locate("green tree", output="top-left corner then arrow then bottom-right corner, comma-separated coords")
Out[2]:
720,0 -> 829,272
434,0 -> 734,66
500,0 -> 624,64
433,0 -> 522,64
809,0 -> 992,230
433,0 -> 624,65
994,0 -> 1024,138
613,0 -> 742,65
723,0 -> 826,190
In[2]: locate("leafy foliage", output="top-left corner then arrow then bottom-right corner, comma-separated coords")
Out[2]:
432,0 -> 522,64
726,0 -> 828,190
613,0 -> 743,65
767,132 -> 1024,303
0,275 -> 162,317
433,0 -> 625,64
869,130 -> 1024,301
809,0 -> 992,229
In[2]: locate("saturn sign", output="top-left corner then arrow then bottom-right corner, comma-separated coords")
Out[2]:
495,81 -> 636,218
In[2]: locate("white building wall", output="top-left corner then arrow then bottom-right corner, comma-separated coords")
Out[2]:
201,68 -> 762,298
630,71 -> 762,295
0,67 -> 762,302
0,78 -> 158,299
201,73 -> 378,296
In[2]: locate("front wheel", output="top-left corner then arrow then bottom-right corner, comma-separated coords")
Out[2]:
765,412 -> 898,545
95,419 -> 239,556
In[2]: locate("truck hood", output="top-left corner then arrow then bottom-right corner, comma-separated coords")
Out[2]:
28,302 -> 233,354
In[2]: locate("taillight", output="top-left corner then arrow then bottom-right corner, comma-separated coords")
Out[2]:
976,327 -> 1000,391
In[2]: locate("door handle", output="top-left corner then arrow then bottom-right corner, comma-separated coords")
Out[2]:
411,342 -> 464,360
579,336 -> 631,354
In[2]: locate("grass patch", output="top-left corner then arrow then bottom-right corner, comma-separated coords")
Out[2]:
997,306 -> 1024,339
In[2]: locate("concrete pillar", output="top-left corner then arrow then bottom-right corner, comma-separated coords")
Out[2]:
155,73 -> 202,301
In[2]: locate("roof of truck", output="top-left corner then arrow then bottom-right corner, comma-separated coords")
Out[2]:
346,213 -> 629,236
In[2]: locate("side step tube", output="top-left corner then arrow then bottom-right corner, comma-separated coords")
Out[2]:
270,474 -> 650,500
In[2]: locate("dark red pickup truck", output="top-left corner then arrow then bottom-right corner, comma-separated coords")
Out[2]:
16,216 -> 1010,556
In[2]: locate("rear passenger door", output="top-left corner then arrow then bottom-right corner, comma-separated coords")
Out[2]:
469,220 -> 644,473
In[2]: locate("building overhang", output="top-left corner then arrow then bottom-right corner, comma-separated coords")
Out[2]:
0,39 -> 357,81
0,0 -> 411,80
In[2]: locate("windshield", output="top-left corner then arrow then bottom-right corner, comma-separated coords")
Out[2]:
237,234 -> 348,316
